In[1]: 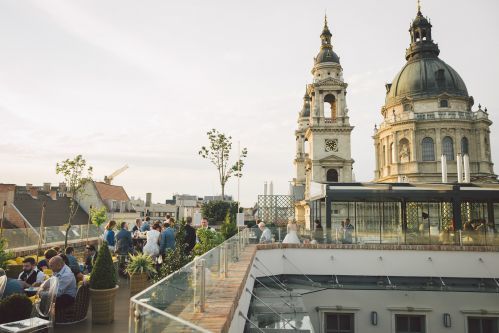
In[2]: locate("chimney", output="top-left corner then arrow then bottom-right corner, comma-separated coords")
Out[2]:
43,183 -> 51,192
264,182 -> 268,196
29,187 -> 38,199
59,182 -> 67,194
456,153 -> 463,183
441,154 -> 448,183
49,190 -> 57,201
145,193 -> 152,207
269,181 -> 274,196
26,183 -> 32,191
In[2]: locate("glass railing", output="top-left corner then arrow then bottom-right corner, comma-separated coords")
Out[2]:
1,224 -> 102,250
248,225 -> 499,247
129,229 -> 251,333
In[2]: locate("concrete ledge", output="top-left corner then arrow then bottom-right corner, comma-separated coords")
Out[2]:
256,243 -> 499,252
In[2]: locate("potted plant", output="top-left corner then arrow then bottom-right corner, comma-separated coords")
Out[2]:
0,294 -> 33,324
89,242 -> 118,324
126,253 -> 156,296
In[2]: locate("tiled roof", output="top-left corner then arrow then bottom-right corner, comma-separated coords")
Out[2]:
13,193 -> 89,227
94,182 -> 129,201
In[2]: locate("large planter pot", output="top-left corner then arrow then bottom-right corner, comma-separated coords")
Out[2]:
89,285 -> 119,324
130,272 -> 148,296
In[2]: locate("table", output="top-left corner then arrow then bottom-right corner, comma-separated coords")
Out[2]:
0,318 -> 51,332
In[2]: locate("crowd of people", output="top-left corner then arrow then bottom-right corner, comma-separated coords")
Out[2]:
0,246 -> 88,308
100,215 -> 215,264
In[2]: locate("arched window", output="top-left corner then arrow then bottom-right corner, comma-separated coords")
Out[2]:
442,136 -> 454,160
421,137 -> 435,161
326,169 -> 338,182
389,143 -> 394,164
324,94 -> 337,121
304,139 -> 309,155
461,137 -> 469,155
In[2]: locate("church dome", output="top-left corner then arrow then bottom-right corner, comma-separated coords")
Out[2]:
385,9 -> 469,106
386,57 -> 468,105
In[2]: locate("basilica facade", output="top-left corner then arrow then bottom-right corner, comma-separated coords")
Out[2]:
293,7 -> 496,226
373,7 -> 496,183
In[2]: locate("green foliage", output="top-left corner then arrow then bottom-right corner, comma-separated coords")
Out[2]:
126,253 -> 156,276
193,228 -> 224,256
56,154 -> 93,249
90,242 -> 117,290
220,210 -> 238,240
0,238 -> 13,270
198,128 -> 248,199
154,220 -> 193,282
91,206 -> 108,227
201,200 -> 238,225
0,294 -> 32,324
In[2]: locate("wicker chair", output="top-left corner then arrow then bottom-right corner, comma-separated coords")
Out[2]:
55,284 -> 90,324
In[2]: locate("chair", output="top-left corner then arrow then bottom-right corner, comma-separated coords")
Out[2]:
54,285 -> 90,325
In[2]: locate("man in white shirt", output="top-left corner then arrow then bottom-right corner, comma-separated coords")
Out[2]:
258,222 -> 272,244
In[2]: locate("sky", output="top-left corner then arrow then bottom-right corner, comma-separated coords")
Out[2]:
0,0 -> 498,207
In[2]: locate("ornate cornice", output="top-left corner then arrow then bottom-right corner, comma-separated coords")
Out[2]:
313,77 -> 348,88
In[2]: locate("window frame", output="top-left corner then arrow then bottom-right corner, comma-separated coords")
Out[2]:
442,136 -> 454,161
421,137 -> 435,161
465,315 -> 499,333
393,313 -> 427,333
320,310 -> 357,333
439,99 -> 449,108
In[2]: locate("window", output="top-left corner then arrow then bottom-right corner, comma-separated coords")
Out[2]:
325,313 -> 354,333
324,94 -> 337,121
467,317 -> 499,333
461,137 -> 469,155
440,99 -> 449,108
421,137 -> 435,161
442,136 -> 454,160
327,169 -> 339,182
395,314 -> 425,333
403,104 -> 413,111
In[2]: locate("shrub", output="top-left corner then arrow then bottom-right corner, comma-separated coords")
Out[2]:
0,294 -> 32,324
154,220 -> 193,282
220,210 -> 238,240
89,242 -> 117,289
201,200 -> 238,225
0,239 -> 13,270
193,228 -> 224,256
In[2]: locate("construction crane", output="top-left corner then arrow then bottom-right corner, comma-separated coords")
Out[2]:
104,164 -> 129,185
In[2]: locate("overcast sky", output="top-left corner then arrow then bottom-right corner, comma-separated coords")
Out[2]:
1,0 -> 498,206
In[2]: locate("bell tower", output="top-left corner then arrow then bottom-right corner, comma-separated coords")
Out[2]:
293,15 -> 355,207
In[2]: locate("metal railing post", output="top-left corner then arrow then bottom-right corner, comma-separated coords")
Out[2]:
194,258 -> 206,313
224,243 -> 229,278
219,245 -> 225,277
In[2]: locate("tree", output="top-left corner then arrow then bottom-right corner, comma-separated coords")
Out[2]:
198,129 -> 248,200
89,241 -> 117,289
220,209 -> 238,240
201,200 -> 239,225
56,155 -> 93,249
91,206 -> 107,227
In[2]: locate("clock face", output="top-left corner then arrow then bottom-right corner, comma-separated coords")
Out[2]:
325,139 -> 338,152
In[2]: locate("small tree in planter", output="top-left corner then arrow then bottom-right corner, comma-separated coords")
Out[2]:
0,294 -> 33,324
89,242 -> 118,324
126,253 -> 156,296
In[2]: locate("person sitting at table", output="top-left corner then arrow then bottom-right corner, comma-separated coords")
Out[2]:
18,257 -> 45,288
37,248 -> 58,271
84,245 -> 97,273
64,247 -> 81,273
116,222 -> 133,255
0,268 -> 24,299
48,256 -> 77,308
140,216 -> 151,232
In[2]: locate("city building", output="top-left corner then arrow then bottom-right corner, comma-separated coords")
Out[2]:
130,194 -> 176,219
77,181 -> 139,224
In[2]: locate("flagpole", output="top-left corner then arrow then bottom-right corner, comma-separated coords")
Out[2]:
37,202 -> 46,260
237,141 -> 241,212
